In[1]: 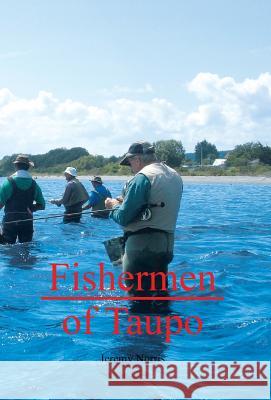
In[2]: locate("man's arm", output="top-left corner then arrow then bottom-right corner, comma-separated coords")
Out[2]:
32,184 -> 46,211
82,191 -> 98,211
51,182 -> 73,207
109,174 -> 151,227
0,179 -> 13,207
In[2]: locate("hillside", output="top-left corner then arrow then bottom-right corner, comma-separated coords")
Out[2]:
0,147 -> 89,176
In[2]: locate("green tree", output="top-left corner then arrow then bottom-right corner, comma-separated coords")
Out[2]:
155,140 -> 185,167
0,147 -> 89,176
93,155 -> 106,168
194,140 -> 219,165
74,155 -> 97,170
226,142 -> 271,166
259,144 -> 271,165
108,155 -> 118,163
32,147 -> 89,168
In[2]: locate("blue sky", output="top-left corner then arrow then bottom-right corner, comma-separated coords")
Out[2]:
0,0 -> 271,156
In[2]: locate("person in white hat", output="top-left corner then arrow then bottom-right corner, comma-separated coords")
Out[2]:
50,167 -> 89,223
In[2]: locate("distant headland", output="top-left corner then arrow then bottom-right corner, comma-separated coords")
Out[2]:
0,140 -> 270,178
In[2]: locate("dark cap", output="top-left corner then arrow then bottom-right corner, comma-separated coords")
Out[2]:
120,141 -> 155,166
90,176 -> 103,184
13,154 -> 34,167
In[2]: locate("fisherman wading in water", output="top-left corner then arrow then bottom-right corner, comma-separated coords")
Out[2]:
82,176 -> 112,218
0,155 -> 45,244
105,141 -> 183,297
50,167 -> 89,223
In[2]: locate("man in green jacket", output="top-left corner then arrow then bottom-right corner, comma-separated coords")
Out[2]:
0,155 -> 45,244
105,141 -> 183,296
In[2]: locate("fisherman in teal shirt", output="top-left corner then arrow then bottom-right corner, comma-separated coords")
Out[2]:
105,141 -> 183,296
108,174 -> 151,226
0,155 -> 45,244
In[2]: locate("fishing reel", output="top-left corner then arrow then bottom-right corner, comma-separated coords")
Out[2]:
140,202 -> 165,221
140,208 -> 152,221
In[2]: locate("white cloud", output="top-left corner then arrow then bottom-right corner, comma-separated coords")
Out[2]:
0,73 -> 271,158
0,88 -> 15,106
185,72 -> 271,149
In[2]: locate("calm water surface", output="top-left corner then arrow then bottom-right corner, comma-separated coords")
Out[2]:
0,179 -> 270,362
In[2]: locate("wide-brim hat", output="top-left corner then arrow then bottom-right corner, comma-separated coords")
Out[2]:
13,154 -> 34,167
90,176 -> 103,184
120,141 -> 155,166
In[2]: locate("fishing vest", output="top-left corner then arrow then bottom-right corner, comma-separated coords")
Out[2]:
5,177 -> 36,213
64,179 -> 89,207
92,189 -> 110,218
123,162 -> 183,234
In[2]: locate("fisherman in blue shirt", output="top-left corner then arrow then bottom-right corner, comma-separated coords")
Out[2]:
83,176 -> 112,218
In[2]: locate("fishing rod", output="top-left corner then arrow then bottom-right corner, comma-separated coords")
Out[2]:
2,202 -> 165,225
3,209 -> 114,225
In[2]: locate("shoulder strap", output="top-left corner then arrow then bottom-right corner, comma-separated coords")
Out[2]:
7,177 -> 17,192
7,176 -> 36,198
30,179 -> 37,196
31,178 -> 36,189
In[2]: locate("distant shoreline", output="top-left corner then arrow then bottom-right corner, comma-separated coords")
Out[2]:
31,175 -> 271,184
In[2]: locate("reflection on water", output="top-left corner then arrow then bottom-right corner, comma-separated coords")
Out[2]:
1,243 -> 38,269
0,180 -> 270,362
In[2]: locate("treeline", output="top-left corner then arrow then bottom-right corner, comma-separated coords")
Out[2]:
226,142 -> 271,166
0,147 -> 130,176
0,147 -> 89,175
0,140 -> 270,176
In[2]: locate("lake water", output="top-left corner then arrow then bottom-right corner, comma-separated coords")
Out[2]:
0,179 -> 270,363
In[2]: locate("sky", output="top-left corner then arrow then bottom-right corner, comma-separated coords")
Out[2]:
0,0 -> 271,157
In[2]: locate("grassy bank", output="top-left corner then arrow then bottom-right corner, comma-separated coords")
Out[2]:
176,164 -> 271,176
32,164 -> 271,177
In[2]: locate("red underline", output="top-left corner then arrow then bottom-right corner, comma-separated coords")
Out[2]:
41,296 -> 224,301
109,380 -> 268,398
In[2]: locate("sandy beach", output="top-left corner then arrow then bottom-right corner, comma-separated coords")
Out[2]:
35,175 -> 271,184
181,176 -> 271,184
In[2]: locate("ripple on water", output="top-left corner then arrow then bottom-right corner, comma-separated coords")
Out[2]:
0,180 -> 270,361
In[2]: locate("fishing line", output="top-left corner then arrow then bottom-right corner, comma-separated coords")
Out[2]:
2,209 -> 114,225
2,202 -> 165,225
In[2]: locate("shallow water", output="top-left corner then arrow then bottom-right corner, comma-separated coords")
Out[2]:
0,179 -> 270,363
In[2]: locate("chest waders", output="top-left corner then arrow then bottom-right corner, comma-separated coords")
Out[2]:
121,163 -> 182,300
92,191 -> 110,218
63,180 -> 89,224
2,178 -> 36,244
